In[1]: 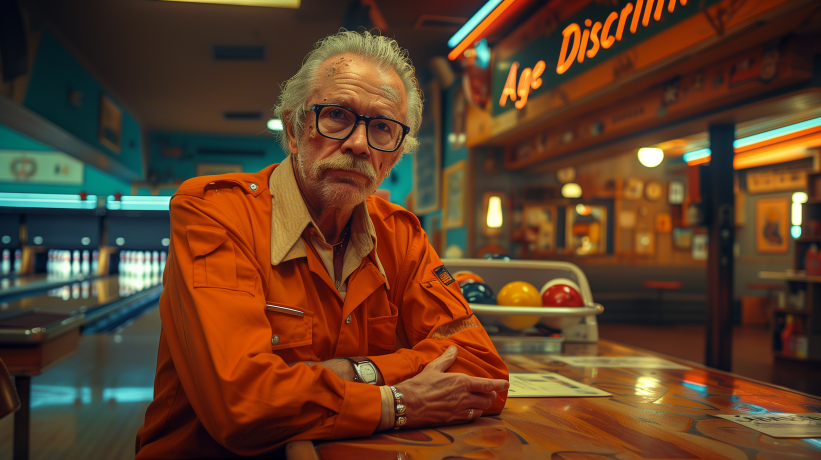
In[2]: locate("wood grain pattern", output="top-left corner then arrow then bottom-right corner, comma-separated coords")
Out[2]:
312,341 -> 821,459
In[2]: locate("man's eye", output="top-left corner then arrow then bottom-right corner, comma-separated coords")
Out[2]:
374,122 -> 389,132
329,109 -> 345,118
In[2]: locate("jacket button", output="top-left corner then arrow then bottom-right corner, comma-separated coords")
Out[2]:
249,183 -> 258,191
345,315 -> 352,324
271,335 -> 280,345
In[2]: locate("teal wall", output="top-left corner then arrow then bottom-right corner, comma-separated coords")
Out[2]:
24,29 -> 144,178
0,124 -> 131,195
149,131 -> 413,205
442,80 -> 470,254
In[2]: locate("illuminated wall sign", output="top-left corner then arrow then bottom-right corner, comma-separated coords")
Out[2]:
492,0 -> 721,114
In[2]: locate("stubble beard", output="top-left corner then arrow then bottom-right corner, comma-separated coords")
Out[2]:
295,142 -> 382,209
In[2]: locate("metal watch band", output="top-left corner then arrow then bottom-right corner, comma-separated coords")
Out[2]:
389,385 -> 406,429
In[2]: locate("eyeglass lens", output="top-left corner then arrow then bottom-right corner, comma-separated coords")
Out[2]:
316,106 -> 403,151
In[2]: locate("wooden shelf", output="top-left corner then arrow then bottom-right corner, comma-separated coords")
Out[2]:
773,307 -> 810,316
796,236 -> 821,242
759,270 -> 821,283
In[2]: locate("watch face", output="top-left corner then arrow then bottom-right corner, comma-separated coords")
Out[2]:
358,363 -> 377,383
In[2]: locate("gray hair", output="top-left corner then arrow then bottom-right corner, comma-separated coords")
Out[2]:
273,30 -> 423,155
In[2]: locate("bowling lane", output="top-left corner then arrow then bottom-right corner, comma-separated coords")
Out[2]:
0,301 -> 162,460
0,275 -> 161,318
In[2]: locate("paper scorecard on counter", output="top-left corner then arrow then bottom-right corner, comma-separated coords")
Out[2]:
714,413 -> 821,438
549,356 -> 691,370
508,373 -> 611,398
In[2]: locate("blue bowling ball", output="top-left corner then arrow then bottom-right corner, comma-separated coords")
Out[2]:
461,282 -> 496,304
482,253 -> 511,261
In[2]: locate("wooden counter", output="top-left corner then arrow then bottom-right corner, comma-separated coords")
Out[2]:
302,340 -> 821,459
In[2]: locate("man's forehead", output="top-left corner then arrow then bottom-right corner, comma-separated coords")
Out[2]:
315,54 -> 404,105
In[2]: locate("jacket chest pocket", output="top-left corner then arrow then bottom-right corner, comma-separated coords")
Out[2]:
366,301 -> 398,355
264,303 -> 315,361
187,225 -> 255,295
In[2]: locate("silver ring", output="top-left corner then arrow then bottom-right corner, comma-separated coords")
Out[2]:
468,408 -> 473,419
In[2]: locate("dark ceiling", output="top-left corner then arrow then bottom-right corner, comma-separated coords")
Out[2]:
19,0 -> 488,136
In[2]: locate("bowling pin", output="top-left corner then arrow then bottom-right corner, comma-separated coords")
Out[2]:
152,251 -> 160,276
81,250 -> 90,276
72,250 -> 81,276
47,249 -> 54,275
160,251 -> 167,275
13,249 -> 21,274
1,249 -> 10,275
62,251 -> 71,278
91,250 -> 99,275
144,250 -> 152,277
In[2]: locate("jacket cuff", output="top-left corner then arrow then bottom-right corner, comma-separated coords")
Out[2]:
332,381 -> 382,439
368,353 -> 415,385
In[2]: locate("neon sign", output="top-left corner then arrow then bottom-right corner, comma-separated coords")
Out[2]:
499,0 -> 689,109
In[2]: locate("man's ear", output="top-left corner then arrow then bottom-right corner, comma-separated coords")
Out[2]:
285,118 -> 299,155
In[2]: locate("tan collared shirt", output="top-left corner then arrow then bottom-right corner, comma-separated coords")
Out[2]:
268,155 -> 388,299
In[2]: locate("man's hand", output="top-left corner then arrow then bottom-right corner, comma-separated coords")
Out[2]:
392,346 -> 509,429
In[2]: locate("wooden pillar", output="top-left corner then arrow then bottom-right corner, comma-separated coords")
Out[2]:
705,124 -> 735,371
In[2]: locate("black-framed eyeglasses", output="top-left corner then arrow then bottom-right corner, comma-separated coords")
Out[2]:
308,104 -> 410,153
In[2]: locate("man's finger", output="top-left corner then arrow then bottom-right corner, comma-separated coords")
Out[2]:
466,376 -> 510,393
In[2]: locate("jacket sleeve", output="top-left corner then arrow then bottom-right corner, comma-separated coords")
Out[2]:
160,193 -> 382,456
368,214 -> 509,414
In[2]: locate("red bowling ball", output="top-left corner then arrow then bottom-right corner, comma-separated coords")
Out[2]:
541,284 -> 584,307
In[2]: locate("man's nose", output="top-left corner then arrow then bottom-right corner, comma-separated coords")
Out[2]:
341,121 -> 370,156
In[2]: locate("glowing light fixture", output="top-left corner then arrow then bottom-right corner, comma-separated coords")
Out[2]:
486,196 -> 503,228
734,116 -> 821,149
575,204 -> 591,215
267,119 -> 284,131
682,148 -> 711,164
637,148 -> 664,167
448,0 -> 517,60
448,0 -> 504,48
792,192 -> 808,229
159,0 -> 300,7
792,226 -> 802,239
562,183 -> 582,198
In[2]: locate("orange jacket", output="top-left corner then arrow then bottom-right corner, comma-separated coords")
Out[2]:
135,163 -> 508,458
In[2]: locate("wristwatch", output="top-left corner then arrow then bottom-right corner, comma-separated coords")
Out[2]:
345,357 -> 384,385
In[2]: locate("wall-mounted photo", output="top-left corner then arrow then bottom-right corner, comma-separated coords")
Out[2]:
523,204 -> 556,254
566,204 -> 607,255
98,94 -> 122,153
755,198 -> 789,254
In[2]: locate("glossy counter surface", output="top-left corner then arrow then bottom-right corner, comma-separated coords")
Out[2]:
311,340 -> 821,459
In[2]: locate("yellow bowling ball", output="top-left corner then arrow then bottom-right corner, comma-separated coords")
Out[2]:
496,281 -> 542,331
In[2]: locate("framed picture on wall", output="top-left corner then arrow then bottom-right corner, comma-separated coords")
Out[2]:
523,204 -> 556,254
412,80 -> 442,215
196,163 -> 242,176
755,198 -> 789,254
635,230 -> 654,255
565,204 -> 608,255
98,94 -> 122,154
442,160 -> 467,229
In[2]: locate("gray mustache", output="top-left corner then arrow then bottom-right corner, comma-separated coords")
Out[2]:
315,155 -> 377,181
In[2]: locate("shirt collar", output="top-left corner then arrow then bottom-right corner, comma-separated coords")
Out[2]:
268,155 -> 388,285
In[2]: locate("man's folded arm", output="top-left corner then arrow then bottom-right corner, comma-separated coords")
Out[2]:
367,222 -> 509,414
161,195 -> 382,455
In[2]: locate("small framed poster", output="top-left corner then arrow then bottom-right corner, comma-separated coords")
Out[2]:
98,94 -> 122,153
655,213 -> 672,233
692,234 -> 708,260
755,198 -> 789,254
668,181 -> 685,204
635,230 -> 654,255
442,160 -> 467,229
196,163 -> 242,176
624,178 -> 644,200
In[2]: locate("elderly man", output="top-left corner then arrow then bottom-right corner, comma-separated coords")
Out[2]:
136,31 -> 508,458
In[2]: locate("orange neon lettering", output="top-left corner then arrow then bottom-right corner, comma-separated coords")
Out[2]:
499,62 -> 519,107
577,22 -> 591,63
643,0 -> 655,26
631,0 -> 643,33
668,0 -> 676,11
587,21 -> 602,58
617,3 -> 633,40
515,67 -> 532,109
530,60 -> 546,89
601,12 -> 618,48
681,0 -> 687,5
654,0 -> 665,20
556,23 -> 580,74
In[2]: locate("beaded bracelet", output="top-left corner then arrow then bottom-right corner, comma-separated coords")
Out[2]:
389,386 -> 406,429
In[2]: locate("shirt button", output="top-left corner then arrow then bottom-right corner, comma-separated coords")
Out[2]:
271,335 -> 280,345
249,183 -> 258,191
346,315 -> 352,324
